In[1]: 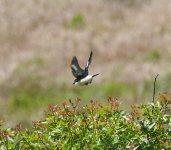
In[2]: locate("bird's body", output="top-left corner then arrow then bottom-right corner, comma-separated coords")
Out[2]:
70,51 -> 99,86
74,75 -> 93,86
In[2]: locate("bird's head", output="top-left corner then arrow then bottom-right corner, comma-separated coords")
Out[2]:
73,79 -> 78,85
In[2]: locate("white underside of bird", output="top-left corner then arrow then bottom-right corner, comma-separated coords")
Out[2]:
74,75 -> 93,86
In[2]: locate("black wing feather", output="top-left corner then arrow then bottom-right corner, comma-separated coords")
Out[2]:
71,56 -> 87,78
85,51 -> 93,71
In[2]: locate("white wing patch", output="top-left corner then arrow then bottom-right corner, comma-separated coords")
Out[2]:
86,61 -> 89,68
71,64 -> 78,71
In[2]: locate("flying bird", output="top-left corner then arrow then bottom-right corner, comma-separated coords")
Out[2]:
71,51 -> 99,86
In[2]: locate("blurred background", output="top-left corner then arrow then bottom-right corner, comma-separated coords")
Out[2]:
0,0 -> 171,127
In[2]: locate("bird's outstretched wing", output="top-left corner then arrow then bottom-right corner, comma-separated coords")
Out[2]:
85,51 -> 93,71
71,56 -> 86,78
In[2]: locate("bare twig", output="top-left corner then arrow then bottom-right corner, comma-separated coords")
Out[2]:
152,74 -> 159,111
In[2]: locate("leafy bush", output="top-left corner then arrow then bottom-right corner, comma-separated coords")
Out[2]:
146,50 -> 161,62
0,94 -> 171,149
67,14 -> 84,29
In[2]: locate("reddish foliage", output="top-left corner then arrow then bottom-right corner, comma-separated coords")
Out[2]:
62,101 -> 68,108
15,123 -> 22,131
76,98 -> 81,103
107,96 -> 120,110
130,104 -> 140,116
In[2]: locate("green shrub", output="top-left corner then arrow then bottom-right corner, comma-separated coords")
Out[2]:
0,94 -> 171,149
68,14 -> 84,29
146,50 -> 161,62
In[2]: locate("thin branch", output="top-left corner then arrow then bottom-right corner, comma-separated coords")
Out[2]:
152,74 -> 159,111
152,74 -> 159,103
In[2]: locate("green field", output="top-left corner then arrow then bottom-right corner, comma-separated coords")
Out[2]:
0,71 -> 171,127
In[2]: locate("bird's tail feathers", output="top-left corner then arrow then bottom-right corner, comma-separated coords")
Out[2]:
92,73 -> 99,78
